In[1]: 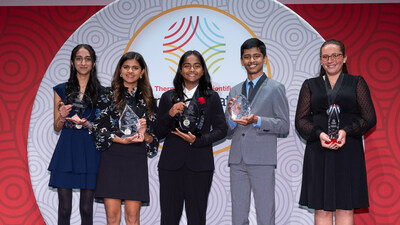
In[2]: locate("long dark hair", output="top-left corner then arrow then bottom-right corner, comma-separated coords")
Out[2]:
111,51 -> 154,116
319,39 -> 348,76
172,50 -> 213,102
66,44 -> 101,105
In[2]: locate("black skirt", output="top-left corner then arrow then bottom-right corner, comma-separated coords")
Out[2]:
95,142 -> 149,203
299,136 -> 369,210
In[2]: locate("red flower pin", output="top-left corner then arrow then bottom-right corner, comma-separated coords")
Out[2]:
198,97 -> 205,104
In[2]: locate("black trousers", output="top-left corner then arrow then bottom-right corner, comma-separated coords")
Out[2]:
159,165 -> 213,225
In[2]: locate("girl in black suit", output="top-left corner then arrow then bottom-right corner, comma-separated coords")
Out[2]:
155,50 -> 227,225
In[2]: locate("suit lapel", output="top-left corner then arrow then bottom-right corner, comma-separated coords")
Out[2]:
241,73 -> 268,102
241,82 -> 247,97
249,74 -> 267,102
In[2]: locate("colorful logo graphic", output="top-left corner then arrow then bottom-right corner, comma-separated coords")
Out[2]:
125,5 -> 259,154
162,16 -> 226,74
125,5 -> 260,90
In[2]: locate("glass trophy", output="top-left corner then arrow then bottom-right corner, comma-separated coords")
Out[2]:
119,105 -> 141,138
327,104 -> 340,143
231,95 -> 251,120
178,99 -> 201,133
64,92 -> 93,129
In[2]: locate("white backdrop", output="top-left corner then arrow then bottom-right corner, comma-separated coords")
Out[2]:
28,0 -> 324,224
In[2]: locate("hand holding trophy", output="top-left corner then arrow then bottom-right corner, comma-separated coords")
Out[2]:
325,104 -> 341,144
135,118 -> 147,142
230,95 -> 251,120
176,97 -> 205,136
119,104 -> 147,143
119,105 -> 141,138
58,101 -> 72,118
122,118 -> 146,143
64,92 -> 93,129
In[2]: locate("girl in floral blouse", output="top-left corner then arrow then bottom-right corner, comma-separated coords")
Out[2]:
94,52 -> 158,225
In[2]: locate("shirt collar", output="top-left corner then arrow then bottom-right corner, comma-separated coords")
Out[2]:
247,74 -> 263,86
183,84 -> 199,100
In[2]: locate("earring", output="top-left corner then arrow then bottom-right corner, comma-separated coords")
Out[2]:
140,76 -> 142,79
120,74 -> 122,77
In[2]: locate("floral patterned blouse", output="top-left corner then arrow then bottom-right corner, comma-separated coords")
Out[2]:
93,87 -> 159,158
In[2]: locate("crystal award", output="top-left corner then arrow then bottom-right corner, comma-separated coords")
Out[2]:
178,99 -> 201,133
327,104 -> 340,143
119,105 -> 141,138
231,95 -> 251,120
64,92 -> 93,128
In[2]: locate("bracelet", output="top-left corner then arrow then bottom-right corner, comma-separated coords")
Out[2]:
57,119 -> 66,128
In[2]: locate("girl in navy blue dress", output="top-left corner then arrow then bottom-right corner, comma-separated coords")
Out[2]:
48,44 -> 102,225
94,52 -> 158,225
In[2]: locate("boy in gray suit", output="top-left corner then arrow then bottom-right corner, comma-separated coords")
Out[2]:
226,38 -> 289,225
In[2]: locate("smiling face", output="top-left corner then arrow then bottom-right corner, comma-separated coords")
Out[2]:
72,47 -> 94,76
181,54 -> 204,90
241,47 -> 267,79
320,43 -> 347,77
120,59 -> 144,88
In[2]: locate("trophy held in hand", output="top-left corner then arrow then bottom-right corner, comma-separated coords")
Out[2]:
64,92 -> 93,129
326,104 -> 340,144
177,97 -> 205,136
119,105 -> 141,138
231,95 -> 251,120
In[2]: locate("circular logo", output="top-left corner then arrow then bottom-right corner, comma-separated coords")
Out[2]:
125,5 -> 270,154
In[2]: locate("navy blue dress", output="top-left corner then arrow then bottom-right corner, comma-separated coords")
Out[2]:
48,83 -> 100,189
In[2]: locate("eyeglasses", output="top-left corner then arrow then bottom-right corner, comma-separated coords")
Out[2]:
182,63 -> 202,70
321,53 -> 343,62
75,56 -> 92,63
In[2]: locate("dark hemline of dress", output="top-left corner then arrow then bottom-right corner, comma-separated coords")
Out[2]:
296,74 -> 376,211
95,142 -> 149,203
93,87 -> 159,204
48,83 -> 100,190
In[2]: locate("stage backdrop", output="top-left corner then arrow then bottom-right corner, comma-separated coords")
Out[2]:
0,0 -> 399,225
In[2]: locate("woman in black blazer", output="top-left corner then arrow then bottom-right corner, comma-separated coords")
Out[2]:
155,50 -> 227,225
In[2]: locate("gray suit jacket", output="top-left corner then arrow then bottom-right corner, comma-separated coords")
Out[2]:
226,75 -> 289,165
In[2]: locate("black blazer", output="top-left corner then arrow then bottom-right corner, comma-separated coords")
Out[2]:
155,89 -> 227,171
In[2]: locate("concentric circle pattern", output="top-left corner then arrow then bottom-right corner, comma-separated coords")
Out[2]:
0,5 -> 103,225
27,1 -> 324,223
1,1 -> 399,225
287,3 -> 400,224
